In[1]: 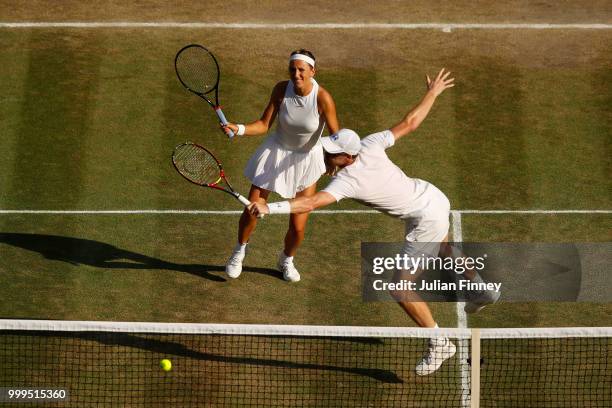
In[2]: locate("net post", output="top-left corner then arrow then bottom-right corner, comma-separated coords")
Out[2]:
470,328 -> 481,408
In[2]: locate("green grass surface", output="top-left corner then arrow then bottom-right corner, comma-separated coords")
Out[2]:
0,28 -> 609,327
0,22 -> 610,408
0,331 -> 470,407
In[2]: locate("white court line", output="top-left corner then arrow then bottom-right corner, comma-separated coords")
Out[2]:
0,22 -> 611,30
458,209 -> 612,214
0,209 -> 377,214
451,211 -> 468,329
0,209 -> 610,215
0,210 -> 247,214
451,210 -> 464,244
451,211 -> 471,408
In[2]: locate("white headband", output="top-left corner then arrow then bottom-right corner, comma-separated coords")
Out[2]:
289,54 -> 315,67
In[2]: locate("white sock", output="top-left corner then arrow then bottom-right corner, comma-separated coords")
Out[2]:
234,242 -> 247,253
280,252 -> 293,263
432,323 -> 448,346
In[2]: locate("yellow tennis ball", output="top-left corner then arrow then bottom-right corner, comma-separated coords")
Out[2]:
160,359 -> 172,372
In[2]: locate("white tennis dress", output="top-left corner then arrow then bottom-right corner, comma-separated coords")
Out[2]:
244,78 -> 326,198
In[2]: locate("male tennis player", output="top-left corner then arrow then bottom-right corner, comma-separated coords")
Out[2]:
248,69 -> 499,375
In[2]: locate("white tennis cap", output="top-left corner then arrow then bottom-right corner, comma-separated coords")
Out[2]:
321,129 -> 361,155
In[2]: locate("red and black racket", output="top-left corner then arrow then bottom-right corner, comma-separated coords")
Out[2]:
175,44 -> 235,138
172,142 -> 249,206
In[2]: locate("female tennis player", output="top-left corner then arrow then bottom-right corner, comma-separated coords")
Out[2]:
221,49 -> 340,282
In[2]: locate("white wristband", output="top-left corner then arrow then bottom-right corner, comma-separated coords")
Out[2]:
267,201 -> 291,214
237,124 -> 246,136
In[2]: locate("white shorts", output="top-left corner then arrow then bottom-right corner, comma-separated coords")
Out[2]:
402,185 -> 451,257
244,134 -> 325,199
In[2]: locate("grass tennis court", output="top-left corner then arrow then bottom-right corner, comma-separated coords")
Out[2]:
0,27 -> 609,327
0,213 -> 610,326
0,1 -> 610,406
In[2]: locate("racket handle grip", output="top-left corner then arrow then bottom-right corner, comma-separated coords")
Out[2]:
236,194 -> 265,218
236,194 -> 251,207
215,107 -> 235,138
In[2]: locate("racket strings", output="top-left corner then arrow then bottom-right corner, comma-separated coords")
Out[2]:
174,145 -> 221,186
176,47 -> 219,94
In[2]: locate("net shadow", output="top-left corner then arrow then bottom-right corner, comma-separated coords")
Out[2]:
2,330 -> 403,384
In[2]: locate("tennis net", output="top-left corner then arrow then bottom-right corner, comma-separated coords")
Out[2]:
0,320 -> 609,407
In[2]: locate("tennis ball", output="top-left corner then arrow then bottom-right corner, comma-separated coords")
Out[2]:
160,359 -> 172,371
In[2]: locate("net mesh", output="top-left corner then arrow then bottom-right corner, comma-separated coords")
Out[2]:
480,336 -> 611,407
172,144 -> 220,186
0,321 -> 609,407
175,45 -> 219,94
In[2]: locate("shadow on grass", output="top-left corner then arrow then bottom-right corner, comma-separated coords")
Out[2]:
2,329 -> 402,384
0,233 -> 281,282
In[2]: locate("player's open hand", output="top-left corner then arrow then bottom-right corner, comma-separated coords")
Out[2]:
247,202 -> 269,218
426,68 -> 455,97
221,122 -> 238,137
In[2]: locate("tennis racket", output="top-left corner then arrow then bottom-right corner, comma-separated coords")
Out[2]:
172,142 -> 250,206
175,44 -> 235,138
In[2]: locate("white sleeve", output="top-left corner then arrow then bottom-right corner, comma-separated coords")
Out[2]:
322,176 -> 356,202
360,130 -> 395,151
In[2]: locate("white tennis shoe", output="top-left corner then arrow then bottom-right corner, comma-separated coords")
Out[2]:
225,244 -> 247,279
415,337 -> 457,376
277,253 -> 301,282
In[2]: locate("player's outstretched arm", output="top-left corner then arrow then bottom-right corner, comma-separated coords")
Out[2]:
248,191 -> 337,217
389,68 -> 454,141
221,81 -> 285,137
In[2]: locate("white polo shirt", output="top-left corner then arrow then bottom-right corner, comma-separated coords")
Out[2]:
322,130 -> 449,221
